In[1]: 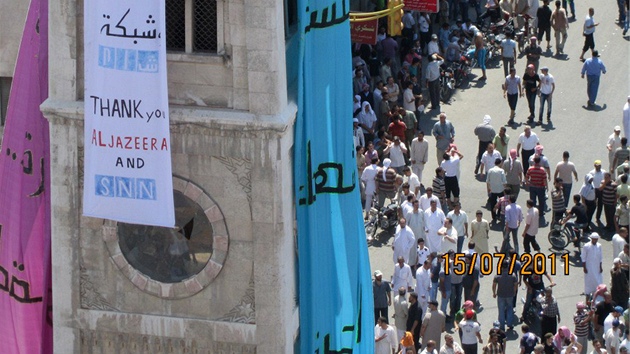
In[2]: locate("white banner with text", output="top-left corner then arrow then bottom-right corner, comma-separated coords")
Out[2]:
83,0 -> 175,227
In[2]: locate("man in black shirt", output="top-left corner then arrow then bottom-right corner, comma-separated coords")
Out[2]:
562,194 -> 590,240
524,38 -> 543,72
407,292 -> 424,351
537,0 -> 553,50
593,292 -> 615,341
522,64 -> 541,122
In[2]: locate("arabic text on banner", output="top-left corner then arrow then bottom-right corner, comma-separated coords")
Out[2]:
294,0 -> 374,352
83,0 -> 175,227
404,0 -> 440,13
0,0 -> 54,350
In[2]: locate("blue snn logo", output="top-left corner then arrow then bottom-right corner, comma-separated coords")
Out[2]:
95,175 -> 157,200
98,45 -> 159,73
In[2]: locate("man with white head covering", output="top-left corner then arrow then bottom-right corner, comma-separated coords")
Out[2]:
358,101 -> 377,142
581,232 -> 603,296
623,96 -> 630,140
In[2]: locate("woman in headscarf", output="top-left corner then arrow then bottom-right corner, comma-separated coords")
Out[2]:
358,101 -> 377,143
503,149 -> 523,201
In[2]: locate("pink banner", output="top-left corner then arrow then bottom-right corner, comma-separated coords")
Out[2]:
0,0 -> 53,350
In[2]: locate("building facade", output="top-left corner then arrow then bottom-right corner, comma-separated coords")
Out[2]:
2,0 -> 300,352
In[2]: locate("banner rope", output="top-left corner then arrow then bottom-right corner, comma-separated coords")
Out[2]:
349,4 -> 405,22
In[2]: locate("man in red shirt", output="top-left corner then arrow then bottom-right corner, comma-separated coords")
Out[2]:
526,156 -> 549,216
388,113 -> 407,142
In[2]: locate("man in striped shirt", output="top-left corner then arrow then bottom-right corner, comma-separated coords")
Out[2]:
376,158 -> 398,208
527,156 -> 549,216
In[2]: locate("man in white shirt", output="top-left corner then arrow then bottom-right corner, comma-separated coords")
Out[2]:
403,80 -> 418,112
428,34 -> 441,56
441,149 -> 464,207
374,316 -> 398,354
416,260 -> 432,315
522,199 -> 542,252
447,202 -> 469,253
516,125 -> 539,175
425,200 -> 447,252
411,131 -> 429,185
417,238 -> 431,269
403,166 -> 422,196
589,160 -> 606,223
604,319 -> 621,354
420,188 -> 443,211
384,136 -> 408,174
479,143 -> 502,176
440,333 -> 464,354
438,217 -> 458,253
393,218 -> 416,264
500,33 -> 518,78
607,126 -> 623,172
579,8 -> 599,62
604,307 -> 625,333
538,66 -> 555,124
487,157 -> 508,222
361,157 -> 380,219
554,151 -> 579,207
426,54 -> 445,111
393,256 -> 415,292
611,229 -> 627,260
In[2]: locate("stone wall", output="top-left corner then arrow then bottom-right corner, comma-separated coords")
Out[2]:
0,1 -> 28,77
41,101 -> 298,354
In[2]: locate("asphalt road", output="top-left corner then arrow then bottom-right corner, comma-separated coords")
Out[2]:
367,1 -> 629,352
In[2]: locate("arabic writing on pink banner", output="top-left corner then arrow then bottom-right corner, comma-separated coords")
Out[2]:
0,0 -> 53,350
404,0 -> 440,13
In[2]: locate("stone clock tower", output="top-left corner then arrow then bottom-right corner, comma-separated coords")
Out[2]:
39,0 -> 300,352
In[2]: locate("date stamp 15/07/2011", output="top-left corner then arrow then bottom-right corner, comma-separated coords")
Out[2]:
441,252 -> 570,276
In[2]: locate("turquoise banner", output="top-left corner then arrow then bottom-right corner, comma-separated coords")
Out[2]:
294,0 -> 374,352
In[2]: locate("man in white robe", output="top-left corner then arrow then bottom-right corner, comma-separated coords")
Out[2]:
374,317 -> 398,354
424,200 -> 446,253
416,260 -> 432,316
393,256 -> 415,292
581,232 -> 603,296
406,200 -> 426,267
393,218 -> 416,264
361,157 -> 379,218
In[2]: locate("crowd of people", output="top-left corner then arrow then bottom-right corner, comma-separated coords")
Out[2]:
354,2 -> 630,352
369,117 -> 630,354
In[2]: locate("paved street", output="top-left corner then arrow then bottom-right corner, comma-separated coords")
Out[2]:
368,0 -> 629,351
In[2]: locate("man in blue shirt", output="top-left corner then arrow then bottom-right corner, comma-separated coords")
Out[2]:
581,50 -> 607,108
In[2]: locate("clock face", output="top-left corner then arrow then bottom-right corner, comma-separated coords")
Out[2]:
118,190 -> 214,283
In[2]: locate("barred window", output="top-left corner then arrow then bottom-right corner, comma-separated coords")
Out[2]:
0,77 -> 12,126
166,0 -> 219,53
